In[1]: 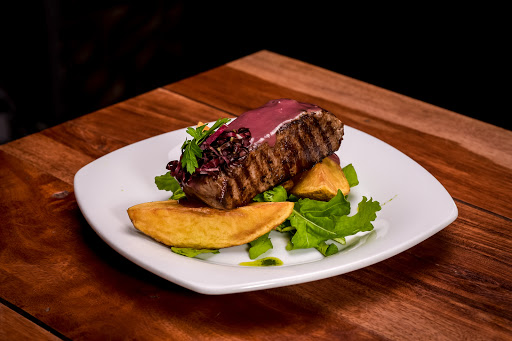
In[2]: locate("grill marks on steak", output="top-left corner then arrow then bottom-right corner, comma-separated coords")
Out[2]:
182,108 -> 344,209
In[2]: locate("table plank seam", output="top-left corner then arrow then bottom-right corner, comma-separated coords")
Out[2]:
454,197 -> 512,222
159,86 -> 241,118
0,298 -> 70,341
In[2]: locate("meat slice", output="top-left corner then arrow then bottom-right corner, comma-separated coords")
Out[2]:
179,99 -> 344,209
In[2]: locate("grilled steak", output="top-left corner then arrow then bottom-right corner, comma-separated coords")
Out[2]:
171,99 -> 344,209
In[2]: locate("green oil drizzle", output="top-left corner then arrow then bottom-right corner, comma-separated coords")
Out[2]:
239,257 -> 283,267
382,194 -> 398,206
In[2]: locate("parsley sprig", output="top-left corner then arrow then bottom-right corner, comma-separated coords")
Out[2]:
181,118 -> 231,174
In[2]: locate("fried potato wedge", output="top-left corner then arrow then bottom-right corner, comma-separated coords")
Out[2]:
290,156 -> 350,201
127,200 -> 294,249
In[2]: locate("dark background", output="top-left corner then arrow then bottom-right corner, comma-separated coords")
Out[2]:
0,2 -> 509,144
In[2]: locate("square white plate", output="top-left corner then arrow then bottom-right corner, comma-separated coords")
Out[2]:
74,125 -> 457,295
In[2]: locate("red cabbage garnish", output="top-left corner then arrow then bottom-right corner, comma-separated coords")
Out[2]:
167,127 -> 251,184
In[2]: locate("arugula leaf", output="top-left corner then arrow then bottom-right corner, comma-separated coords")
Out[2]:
288,191 -> 381,250
248,232 -> 273,259
155,174 -> 185,200
180,118 -> 231,174
154,172 -> 186,200
333,196 -> 381,236
249,186 -> 287,257
171,247 -> 219,257
316,242 -> 339,256
253,185 -> 287,202
250,183 -> 380,257
276,219 -> 293,232
333,237 -> 346,245
288,190 -> 350,249
287,194 -> 300,202
342,164 -> 359,187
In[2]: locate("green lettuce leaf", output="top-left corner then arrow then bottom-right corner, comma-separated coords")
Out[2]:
171,247 -> 219,257
154,172 -> 185,200
248,232 -> 273,259
342,164 -> 359,187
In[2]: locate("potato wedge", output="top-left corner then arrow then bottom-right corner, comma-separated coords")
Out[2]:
290,156 -> 350,201
127,200 -> 294,249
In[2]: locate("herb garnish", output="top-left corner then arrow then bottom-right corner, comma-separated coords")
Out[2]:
181,118 -> 231,174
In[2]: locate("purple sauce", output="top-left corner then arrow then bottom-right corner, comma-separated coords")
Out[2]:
227,99 -> 321,147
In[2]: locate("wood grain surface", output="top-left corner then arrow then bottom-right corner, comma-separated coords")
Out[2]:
1,50 -> 511,340
0,304 -> 61,341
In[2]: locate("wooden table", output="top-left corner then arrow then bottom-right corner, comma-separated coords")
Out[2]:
1,50 -> 511,340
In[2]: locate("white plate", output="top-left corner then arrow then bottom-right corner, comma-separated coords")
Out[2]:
74,125 -> 457,295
